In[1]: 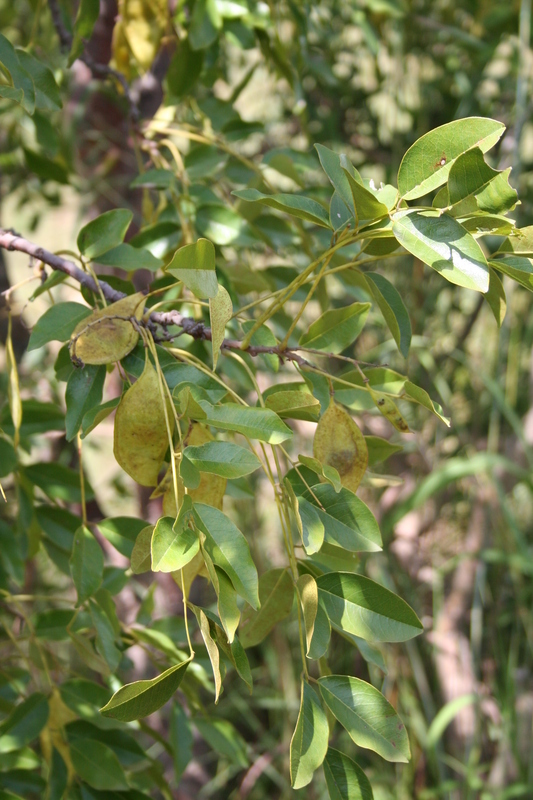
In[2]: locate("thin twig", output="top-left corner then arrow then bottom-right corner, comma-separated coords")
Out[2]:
0,228 -> 318,367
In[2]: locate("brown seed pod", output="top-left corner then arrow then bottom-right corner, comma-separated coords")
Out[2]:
313,399 -> 368,493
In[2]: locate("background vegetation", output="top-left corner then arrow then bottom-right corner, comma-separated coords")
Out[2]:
1,1 -> 533,799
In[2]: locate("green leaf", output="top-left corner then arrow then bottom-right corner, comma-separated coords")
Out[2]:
69,739 -> 129,790
23,148 -> 68,183
297,494 -> 325,554
239,568 -> 294,648
296,574 -> 318,655
484,268 -> 506,327
69,0 -> 100,63
199,401 -> 293,444
16,50 -> 62,110
341,164 -> 389,227
130,525 -> 153,574
290,681 -> 329,789
93,243 -> 163,272
70,525 -> 104,605
446,147 -> 517,215
233,188 -> 331,228
0,438 -> 17,478
100,659 -> 191,721
33,609 -> 75,640
196,205 -> 254,245
81,397 -> 120,438
490,256 -> 533,290
308,597 -> 331,660
77,209 -> 133,260
0,33 -> 35,114
365,273 -> 411,358
28,302 -> 92,351
317,572 -> 423,642
496,225 -> 533,257
403,381 -> 450,426
319,675 -> 410,762
215,566 -> 240,643
65,365 -> 105,441
165,238 -> 218,299
131,168 -> 175,189
264,387 -> 320,421
299,303 -> 371,353
298,455 -> 341,491
397,117 -> 505,200
151,502 -> 199,573
0,694 -> 49,754
193,503 -> 259,607
323,748 -> 374,800
392,210 -> 489,292
170,703 -> 193,782
365,436 -> 402,467
194,718 -> 248,768
189,0 -> 222,50
315,144 -> 357,211
183,441 -> 261,479
191,606 -> 222,702
301,484 -> 382,553
97,516 -> 148,558
89,600 -> 121,672
209,284 -> 232,368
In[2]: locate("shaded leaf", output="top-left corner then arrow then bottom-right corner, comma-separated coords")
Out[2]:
299,303 -> 370,354
323,747 -> 374,800
77,209 -> 133,259
240,568 -> 294,648
234,188 -> 331,228
70,526 -> 104,606
165,238 -> 218,299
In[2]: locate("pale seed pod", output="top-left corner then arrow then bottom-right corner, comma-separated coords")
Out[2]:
367,386 -> 410,432
313,399 -> 368,493
113,355 -> 173,486
69,293 -> 145,366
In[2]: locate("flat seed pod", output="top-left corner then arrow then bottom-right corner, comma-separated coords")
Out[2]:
367,387 -> 410,432
114,356 -> 173,486
69,293 -> 145,365
163,423 -> 226,514
313,399 -> 368,493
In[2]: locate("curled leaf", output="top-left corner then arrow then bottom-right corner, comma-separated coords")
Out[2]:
313,400 -> 368,493
69,293 -> 145,366
114,356 -> 173,486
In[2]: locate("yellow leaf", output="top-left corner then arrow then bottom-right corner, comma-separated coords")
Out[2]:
114,355 -> 173,486
69,292 -> 145,366
121,0 -> 169,72
209,284 -> 232,369
313,399 -> 368,493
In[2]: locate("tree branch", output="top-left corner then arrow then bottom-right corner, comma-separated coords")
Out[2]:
0,228 -> 311,366
47,0 -> 140,122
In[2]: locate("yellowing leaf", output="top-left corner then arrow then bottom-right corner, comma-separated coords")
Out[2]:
163,423 -> 226,514
114,356 -> 173,486
69,293 -> 145,366
209,284 -> 232,369
313,400 -> 368,493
